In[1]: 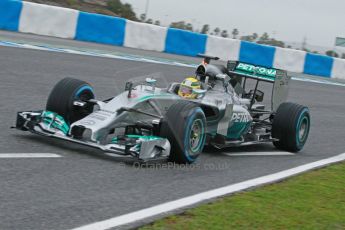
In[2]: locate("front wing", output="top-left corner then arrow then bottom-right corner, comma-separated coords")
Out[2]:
14,111 -> 171,162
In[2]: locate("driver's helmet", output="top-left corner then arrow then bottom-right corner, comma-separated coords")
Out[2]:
178,77 -> 201,99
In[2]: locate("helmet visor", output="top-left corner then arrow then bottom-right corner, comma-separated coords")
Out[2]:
180,85 -> 193,95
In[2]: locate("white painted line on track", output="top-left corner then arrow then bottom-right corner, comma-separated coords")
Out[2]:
0,153 -> 62,158
223,151 -> 295,156
291,76 -> 345,87
72,152 -> 345,230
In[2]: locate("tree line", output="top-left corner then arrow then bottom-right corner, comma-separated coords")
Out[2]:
106,0 -> 342,58
105,1 -> 286,48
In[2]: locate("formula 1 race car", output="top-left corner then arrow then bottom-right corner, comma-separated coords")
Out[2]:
14,55 -> 310,164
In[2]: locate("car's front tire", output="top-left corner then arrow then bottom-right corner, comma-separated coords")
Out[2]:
272,102 -> 310,152
46,77 -> 95,124
160,101 -> 206,164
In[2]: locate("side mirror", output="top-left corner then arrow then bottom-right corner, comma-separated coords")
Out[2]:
146,78 -> 157,84
125,81 -> 133,91
125,81 -> 134,98
145,78 -> 156,91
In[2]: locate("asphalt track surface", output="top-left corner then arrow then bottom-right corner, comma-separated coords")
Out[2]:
1,31 -> 345,230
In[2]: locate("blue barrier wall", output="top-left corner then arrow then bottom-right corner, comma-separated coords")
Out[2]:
0,0 -> 22,31
76,12 -> 126,46
239,41 -> 275,68
165,28 -> 207,56
304,53 -> 333,78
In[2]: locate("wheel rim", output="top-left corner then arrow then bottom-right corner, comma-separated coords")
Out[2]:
189,119 -> 204,154
298,116 -> 309,142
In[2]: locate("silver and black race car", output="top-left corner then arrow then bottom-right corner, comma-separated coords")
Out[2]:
14,55 -> 311,164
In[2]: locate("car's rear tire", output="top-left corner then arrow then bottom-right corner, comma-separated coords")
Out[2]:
160,101 -> 206,164
272,102 -> 310,152
46,77 -> 95,124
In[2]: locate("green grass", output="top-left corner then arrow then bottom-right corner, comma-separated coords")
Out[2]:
141,162 -> 345,230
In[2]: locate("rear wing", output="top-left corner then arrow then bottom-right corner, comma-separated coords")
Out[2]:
227,61 -> 278,83
226,61 -> 291,111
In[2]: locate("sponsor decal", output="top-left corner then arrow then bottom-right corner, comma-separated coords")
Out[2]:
231,112 -> 252,123
236,63 -> 276,78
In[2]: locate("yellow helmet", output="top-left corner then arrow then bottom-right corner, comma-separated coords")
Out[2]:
178,77 -> 201,99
